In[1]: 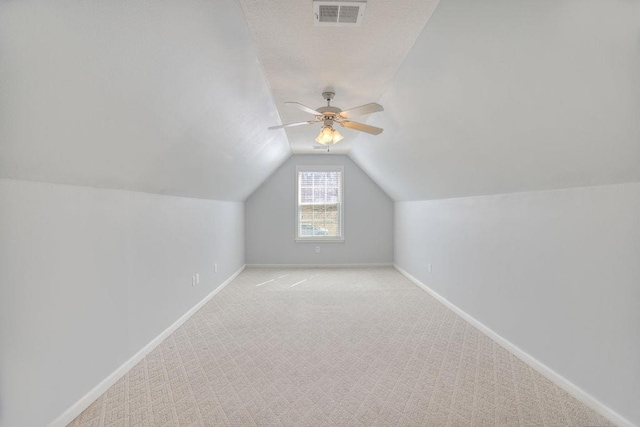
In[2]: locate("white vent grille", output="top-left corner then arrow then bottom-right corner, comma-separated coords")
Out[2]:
313,1 -> 366,26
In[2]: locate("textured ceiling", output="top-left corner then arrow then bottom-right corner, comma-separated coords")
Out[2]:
2,0 -> 639,203
0,0 -> 290,201
350,0 -> 640,201
238,0 -> 439,154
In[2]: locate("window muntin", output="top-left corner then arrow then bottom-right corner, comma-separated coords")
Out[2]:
296,166 -> 344,241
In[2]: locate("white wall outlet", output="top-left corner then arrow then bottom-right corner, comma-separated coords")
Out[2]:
195,273 -> 199,284
315,246 -> 321,253
214,263 -> 218,273
428,263 -> 432,273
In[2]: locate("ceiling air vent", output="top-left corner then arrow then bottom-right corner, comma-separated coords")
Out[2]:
313,1 -> 366,26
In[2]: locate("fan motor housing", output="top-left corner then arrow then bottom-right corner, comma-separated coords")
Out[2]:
316,106 -> 342,115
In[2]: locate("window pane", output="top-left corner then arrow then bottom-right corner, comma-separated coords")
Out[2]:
297,167 -> 343,239
313,187 -> 326,202
300,187 -> 313,203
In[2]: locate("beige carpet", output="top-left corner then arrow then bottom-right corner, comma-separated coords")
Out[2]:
69,267 -> 613,426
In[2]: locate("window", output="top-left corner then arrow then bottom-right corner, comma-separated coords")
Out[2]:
296,165 -> 344,241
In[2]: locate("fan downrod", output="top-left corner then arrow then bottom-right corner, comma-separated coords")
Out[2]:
322,92 -> 335,105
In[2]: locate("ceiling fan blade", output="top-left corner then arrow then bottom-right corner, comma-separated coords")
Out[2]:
339,103 -> 384,119
268,121 -> 316,130
340,120 -> 384,135
285,101 -> 323,116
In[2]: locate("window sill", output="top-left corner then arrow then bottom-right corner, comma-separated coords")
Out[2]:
295,238 -> 345,243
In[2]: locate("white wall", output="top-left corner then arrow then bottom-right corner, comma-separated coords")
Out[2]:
246,155 -> 393,265
395,182 -> 640,425
350,0 -> 640,202
0,0 -> 291,201
0,179 -> 244,427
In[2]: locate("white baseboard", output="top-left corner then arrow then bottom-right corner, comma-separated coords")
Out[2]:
49,265 -> 246,427
246,263 -> 393,268
393,264 -> 635,427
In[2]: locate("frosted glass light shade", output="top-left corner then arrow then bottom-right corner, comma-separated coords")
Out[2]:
315,126 -> 343,145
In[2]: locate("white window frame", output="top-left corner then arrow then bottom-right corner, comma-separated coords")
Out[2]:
295,165 -> 344,242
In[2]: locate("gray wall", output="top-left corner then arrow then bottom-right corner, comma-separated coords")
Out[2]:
0,179 -> 245,427
245,154 -> 393,265
394,182 -> 640,425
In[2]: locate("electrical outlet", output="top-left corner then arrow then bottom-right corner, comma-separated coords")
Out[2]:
214,263 -> 218,273
315,246 -> 321,253
428,263 -> 432,273
196,273 -> 199,284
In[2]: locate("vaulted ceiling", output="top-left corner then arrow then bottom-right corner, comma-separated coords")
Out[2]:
1,0 -> 639,202
238,0 -> 439,155
350,0 -> 640,200
0,0 -> 290,201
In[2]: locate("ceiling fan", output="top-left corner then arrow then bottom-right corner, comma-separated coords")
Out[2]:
268,92 -> 384,145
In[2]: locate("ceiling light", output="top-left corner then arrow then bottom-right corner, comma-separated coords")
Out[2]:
315,125 -> 343,145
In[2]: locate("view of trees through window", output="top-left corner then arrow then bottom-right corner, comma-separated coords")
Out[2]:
298,170 -> 342,238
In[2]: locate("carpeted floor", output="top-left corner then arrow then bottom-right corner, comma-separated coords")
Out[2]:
69,267 -> 613,426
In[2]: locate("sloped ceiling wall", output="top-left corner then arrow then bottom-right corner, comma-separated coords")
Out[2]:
350,0 -> 640,201
0,0 -> 291,202
2,0 -> 639,203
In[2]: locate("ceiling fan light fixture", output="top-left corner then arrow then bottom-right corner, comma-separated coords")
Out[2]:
268,93 -> 384,144
332,128 -> 344,144
315,125 -> 343,145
